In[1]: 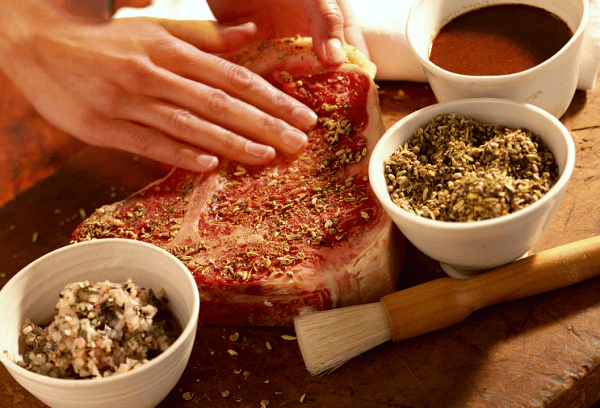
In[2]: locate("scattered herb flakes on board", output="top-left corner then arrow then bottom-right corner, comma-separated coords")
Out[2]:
384,114 -> 559,222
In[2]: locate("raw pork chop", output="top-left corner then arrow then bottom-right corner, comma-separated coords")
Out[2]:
72,37 -> 404,326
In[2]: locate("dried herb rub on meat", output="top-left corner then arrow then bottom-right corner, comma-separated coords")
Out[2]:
72,37 -> 403,326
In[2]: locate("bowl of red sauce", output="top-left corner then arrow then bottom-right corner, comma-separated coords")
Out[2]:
406,0 -> 589,118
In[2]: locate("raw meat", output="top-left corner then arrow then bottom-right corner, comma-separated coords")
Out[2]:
72,37 -> 404,326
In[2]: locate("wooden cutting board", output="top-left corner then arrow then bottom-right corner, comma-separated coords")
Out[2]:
2,80 -> 600,407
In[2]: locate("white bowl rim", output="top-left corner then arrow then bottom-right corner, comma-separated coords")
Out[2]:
0,238 -> 200,387
369,97 -> 576,232
405,0 -> 591,81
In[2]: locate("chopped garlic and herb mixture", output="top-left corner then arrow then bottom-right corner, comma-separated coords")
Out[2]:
16,278 -> 177,379
385,114 -> 559,222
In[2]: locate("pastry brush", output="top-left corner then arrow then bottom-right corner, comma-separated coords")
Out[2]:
294,236 -> 600,375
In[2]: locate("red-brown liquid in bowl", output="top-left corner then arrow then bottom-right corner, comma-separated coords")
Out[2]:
429,5 -> 573,76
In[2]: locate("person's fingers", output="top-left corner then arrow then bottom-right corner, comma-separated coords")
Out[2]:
175,54 -> 317,132
114,0 -> 151,11
149,18 -> 260,54
179,59 -> 316,132
301,0 -> 346,65
131,45 -> 317,142
336,0 -> 370,59
93,118 -> 220,172
105,19 -> 317,138
61,19 -> 313,161
120,77 -> 307,157
119,96 -> 287,164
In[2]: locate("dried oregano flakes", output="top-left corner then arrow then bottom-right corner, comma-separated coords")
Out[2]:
384,114 -> 559,222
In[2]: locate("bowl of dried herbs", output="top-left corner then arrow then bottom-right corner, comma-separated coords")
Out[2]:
369,98 -> 575,278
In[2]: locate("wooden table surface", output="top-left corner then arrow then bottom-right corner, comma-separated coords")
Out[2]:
2,53 -> 600,408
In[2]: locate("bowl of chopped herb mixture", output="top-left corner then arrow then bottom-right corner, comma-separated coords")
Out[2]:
369,98 -> 575,278
0,238 -> 200,408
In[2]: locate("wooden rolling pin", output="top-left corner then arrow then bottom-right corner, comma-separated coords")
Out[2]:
295,236 -> 600,375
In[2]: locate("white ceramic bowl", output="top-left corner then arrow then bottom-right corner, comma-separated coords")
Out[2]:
406,0 -> 589,118
369,98 -> 575,278
0,239 -> 200,408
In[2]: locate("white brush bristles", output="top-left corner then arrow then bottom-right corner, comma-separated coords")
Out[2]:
294,302 -> 392,375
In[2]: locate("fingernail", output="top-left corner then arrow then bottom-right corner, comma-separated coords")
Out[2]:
282,130 -> 308,151
326,38 -> 346,64
246,142 -> 276,159
224,21 -> 257,35
237,21 -> 257,32
196,154 -> 219,170
292,107 -> 318,129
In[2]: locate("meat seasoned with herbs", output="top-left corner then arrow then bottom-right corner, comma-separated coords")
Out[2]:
72,37 -> 401,326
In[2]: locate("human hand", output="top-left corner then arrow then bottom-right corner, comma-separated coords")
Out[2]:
0,0 -> 319,172
208,0 -> 370,65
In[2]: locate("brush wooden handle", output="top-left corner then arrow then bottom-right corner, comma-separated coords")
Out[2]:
381,236 -> 600,342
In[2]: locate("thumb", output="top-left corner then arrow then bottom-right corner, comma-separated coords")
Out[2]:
145,18 -> 258,53
301,0 -> 346,65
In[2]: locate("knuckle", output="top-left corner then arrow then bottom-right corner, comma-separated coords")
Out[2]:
78,75 -> 127,119
323,8 -> 344,30
80,116 -> 160,158
222,62 -> 262,93
270,88 -> 297,110
128,127 -> 158,155
218,59 -> 298,111
214,128 -> 243,155
205,88 -> 232,114
98,88 -> 128,118
78,112 -> 109,146
119,57 -> 158,94
260,115 -> 283,135
169,109 -> 196,135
